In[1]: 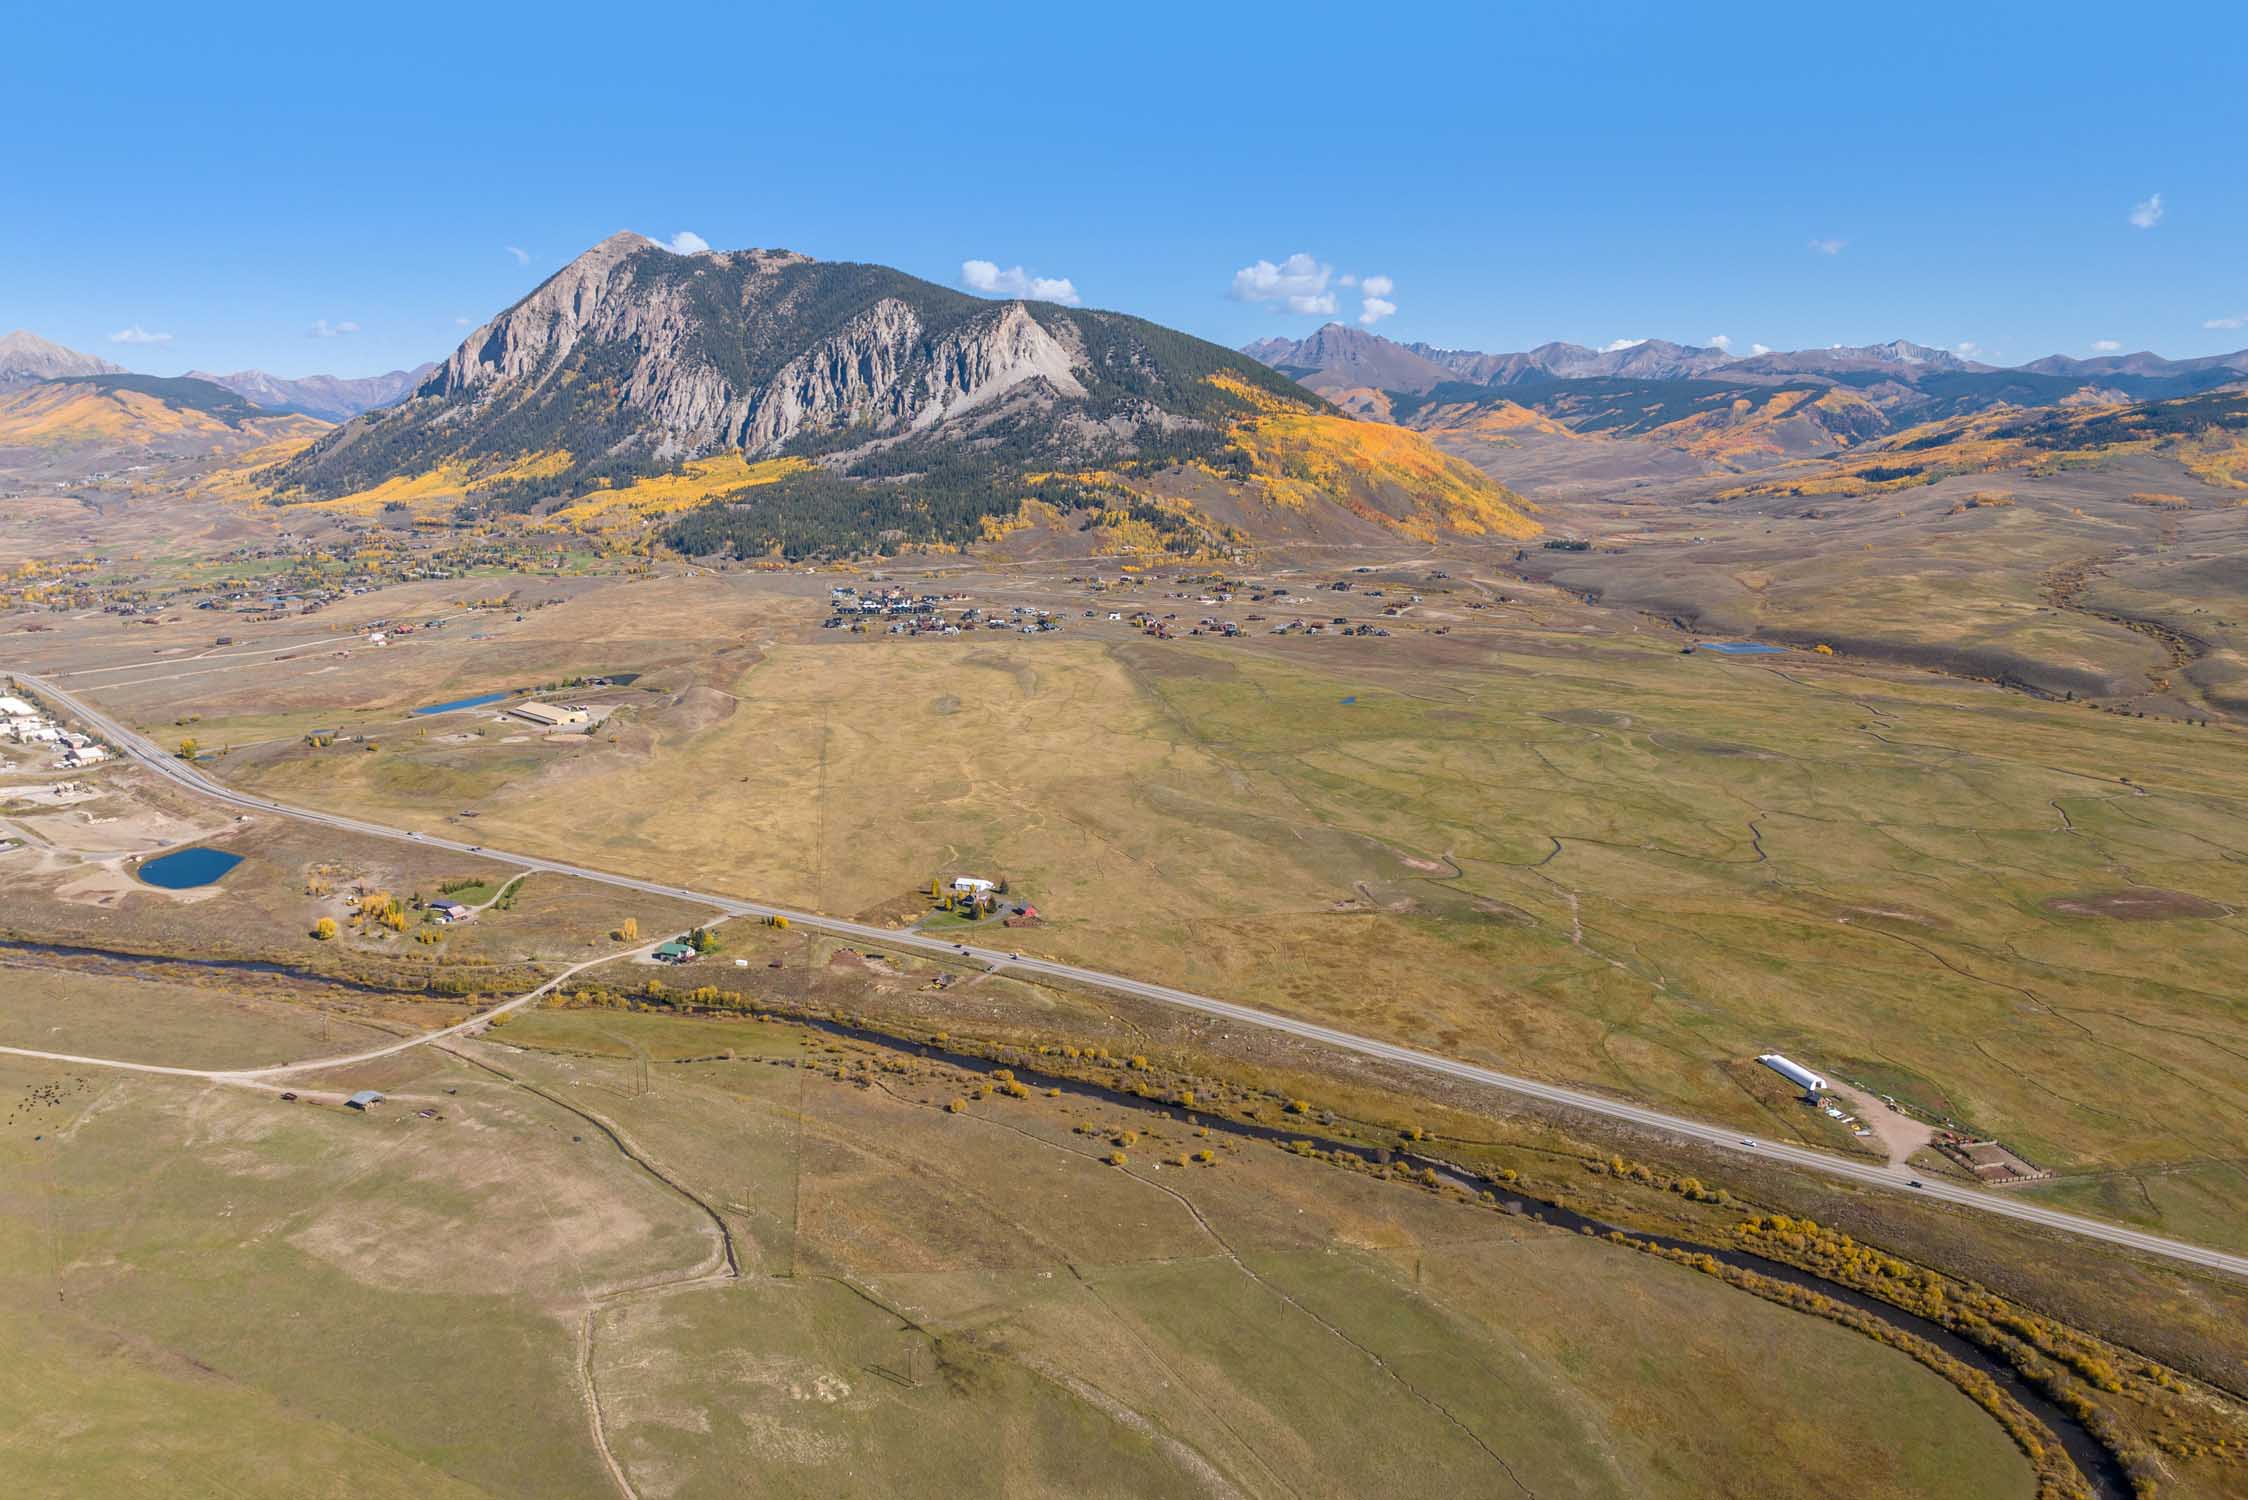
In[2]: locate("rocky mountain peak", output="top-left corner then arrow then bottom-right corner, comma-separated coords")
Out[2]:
0,330 -> 126,389
275,235 -> 1314,502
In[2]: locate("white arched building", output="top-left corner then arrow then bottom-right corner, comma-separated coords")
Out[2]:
1757,1053 -> 1827,1099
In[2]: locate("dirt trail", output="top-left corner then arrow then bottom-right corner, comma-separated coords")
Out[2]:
441,1040 -> 743,1500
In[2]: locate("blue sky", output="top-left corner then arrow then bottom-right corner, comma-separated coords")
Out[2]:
5,1 -> 2244,377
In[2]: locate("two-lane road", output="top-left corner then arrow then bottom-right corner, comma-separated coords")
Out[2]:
13,669 -> 2248,1281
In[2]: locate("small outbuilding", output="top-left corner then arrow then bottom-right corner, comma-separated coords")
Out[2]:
344,1090 -> 385,1111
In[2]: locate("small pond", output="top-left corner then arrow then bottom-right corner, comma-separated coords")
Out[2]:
137,847 -> 244,889
412,691 -> 510,716
1694,641 -> 1787,656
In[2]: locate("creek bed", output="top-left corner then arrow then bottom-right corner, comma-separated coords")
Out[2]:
750,1007 -> 2129,1499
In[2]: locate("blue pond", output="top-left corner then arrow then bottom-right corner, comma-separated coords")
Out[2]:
412,691 -> 509,716
138,847 -> 244,889
1695,641 -> 1787,656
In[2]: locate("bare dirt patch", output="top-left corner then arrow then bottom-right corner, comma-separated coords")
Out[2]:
2041,888 -> 2231,921
1826,1082 -> 1936,1167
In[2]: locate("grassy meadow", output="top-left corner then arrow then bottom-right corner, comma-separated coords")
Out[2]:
0,992 -> 2054,1498
182,606 -> 2248,1249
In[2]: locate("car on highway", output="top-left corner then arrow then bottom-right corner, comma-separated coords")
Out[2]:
1909,1179 -> 1924,1188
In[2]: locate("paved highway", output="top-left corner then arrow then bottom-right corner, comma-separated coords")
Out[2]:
13,669 -> 2248,1281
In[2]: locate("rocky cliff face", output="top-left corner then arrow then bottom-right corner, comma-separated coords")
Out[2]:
357,233 -> 1168,474
265,233 -> 1320,564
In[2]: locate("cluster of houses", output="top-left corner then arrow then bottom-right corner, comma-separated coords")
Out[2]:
1269,619 -> 1392,638
827,584 -> 968,619
0,693 -> 109,769
822,585 -> 1062,638
191,576 -> 419,619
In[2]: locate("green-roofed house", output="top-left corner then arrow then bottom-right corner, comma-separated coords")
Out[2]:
652,941 -> 696,964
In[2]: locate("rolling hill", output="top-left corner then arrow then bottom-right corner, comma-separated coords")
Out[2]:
261,233 -> 1534,558
1717,388 -> 2248,499
0,374 -> 321,449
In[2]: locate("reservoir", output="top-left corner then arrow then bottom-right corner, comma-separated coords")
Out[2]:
137,847 -> 244,889
412,691 -> 510,716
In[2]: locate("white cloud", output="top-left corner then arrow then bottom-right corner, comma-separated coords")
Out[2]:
960,259 -> 1082,306
506,245 -> 530,266
1229,252 -> 1336,316
1955,341 -> 1983,358
1353,274 -> 1397,326
1808,237 -> 1847,255
1751,343 -> 1772,356
454,316 -> 474,327
1600,337 -> 1648,353
665,231 -> 710,254
2128,193 -> 2164,229
308,319 -> 361,338
1709,334 -> 1733,352
108,324 -> 172,345
1338,273 -> 1358,288
2090,339 -> 2122,352
2205,314 -> 2246,330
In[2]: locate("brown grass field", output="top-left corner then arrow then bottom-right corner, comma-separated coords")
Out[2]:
0,987 -> 2049,1499
7,443 -> 2248,1495
52,567 -> 2237,1259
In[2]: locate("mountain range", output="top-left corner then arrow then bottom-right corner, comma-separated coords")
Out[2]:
1249,323 -> 2248,397
1,328 -> 433,422
1244,324 -> 2248,459
184,365 -> 436,421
